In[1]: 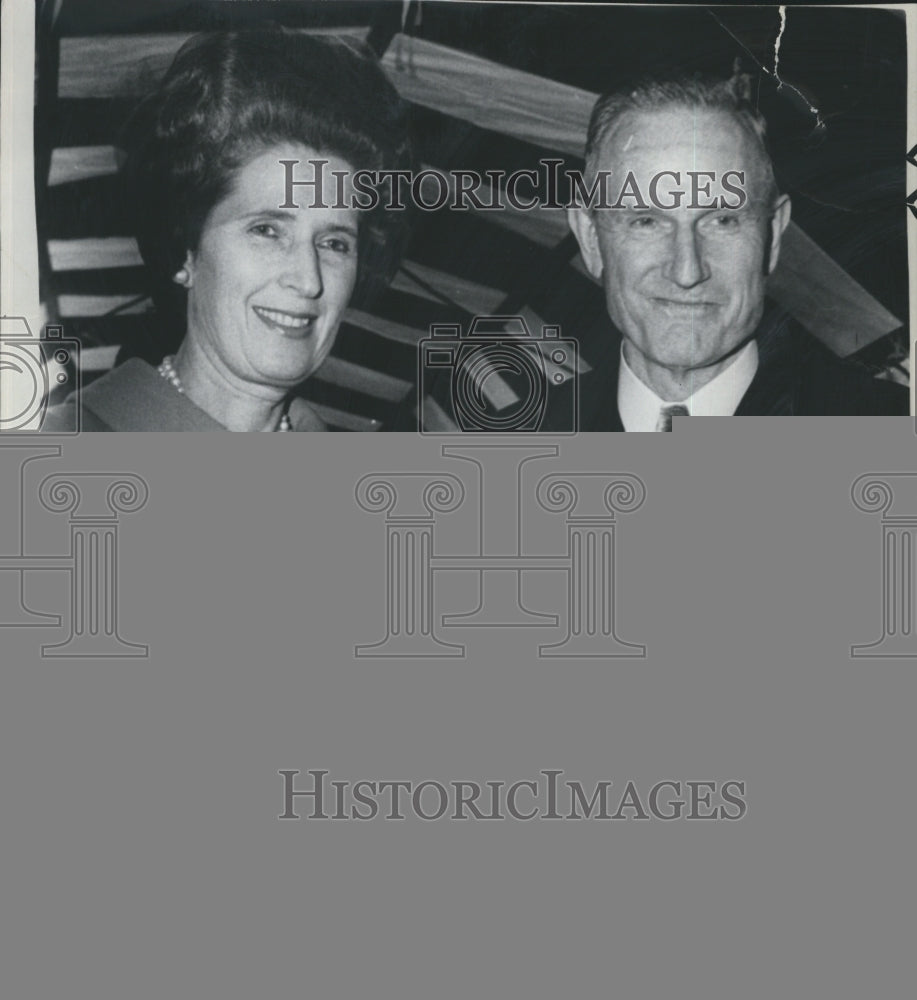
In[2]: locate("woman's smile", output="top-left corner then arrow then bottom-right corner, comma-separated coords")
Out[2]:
252,305 -> 318,338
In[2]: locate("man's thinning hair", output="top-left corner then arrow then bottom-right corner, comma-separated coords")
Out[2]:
584,72 -> 780,208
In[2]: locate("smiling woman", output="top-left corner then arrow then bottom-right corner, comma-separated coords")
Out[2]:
174,148 -> 361,429
43,24 -> 411,432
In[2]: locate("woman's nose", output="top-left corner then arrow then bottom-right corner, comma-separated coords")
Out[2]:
280,245 -> 323,298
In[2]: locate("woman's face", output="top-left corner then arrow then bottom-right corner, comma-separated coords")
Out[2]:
183,143 -> 359,390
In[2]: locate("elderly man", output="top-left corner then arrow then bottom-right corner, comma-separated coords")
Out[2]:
552,74 -> 908,430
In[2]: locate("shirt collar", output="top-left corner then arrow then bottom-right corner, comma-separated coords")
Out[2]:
617,339 -> 759,431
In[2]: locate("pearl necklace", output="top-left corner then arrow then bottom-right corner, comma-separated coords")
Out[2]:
157,355 -> 292,431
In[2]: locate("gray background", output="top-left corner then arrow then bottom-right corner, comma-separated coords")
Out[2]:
1,421 -> 915,998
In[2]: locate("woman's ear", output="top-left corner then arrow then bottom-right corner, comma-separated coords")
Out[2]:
567,206 -> 604,280
172,251 -> 194,288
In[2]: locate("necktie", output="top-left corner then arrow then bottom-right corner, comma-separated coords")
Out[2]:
656,404 -> 689,432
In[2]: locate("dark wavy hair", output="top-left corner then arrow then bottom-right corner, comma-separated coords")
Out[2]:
121,25 -> 413,338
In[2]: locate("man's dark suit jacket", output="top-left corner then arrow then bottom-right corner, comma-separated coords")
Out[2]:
542,324 -> 909,432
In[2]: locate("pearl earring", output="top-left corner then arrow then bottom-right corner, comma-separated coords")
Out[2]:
173,267 -> 190,286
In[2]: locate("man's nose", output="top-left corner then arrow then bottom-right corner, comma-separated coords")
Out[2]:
280,245 -> 323,298
663,226 -> 709,288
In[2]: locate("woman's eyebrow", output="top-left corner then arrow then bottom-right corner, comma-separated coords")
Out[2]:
239,208 -> 298,221
237,211 -> 358,238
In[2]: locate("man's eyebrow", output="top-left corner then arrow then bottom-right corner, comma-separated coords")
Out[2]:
694,204 -> 753,216
594,204 -> 663,215
320,222 -> 359,238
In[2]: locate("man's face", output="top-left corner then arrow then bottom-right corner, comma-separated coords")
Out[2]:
570,107 -> 791,384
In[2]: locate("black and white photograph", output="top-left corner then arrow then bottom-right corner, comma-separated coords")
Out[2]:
1,0 -> 912,430
3,6 -> 917,999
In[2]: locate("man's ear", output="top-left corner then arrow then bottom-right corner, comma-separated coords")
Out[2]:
765,194 -> 791,276
567,206 -> 604,281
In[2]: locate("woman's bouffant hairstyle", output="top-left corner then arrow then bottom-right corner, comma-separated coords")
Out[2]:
121,25 -> 413,331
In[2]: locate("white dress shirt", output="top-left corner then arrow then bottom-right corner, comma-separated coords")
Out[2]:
617,340 -> 759,431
